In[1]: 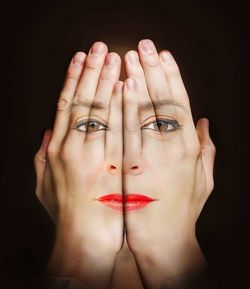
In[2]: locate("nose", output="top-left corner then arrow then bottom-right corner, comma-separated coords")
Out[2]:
106,163 -> 121,175
122,154 -> 145,176
106,154 -> 145,176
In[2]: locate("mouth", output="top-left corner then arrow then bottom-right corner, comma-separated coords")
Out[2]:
97,193 -> 156,212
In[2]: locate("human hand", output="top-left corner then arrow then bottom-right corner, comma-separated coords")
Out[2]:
34,42 -> 124,289
122,40 -> 216,289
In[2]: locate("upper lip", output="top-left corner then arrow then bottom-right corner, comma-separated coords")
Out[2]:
97,194 -> 157,211
97,194 -> 156,202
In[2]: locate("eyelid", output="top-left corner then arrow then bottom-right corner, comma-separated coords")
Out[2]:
74,115 -> 108,126
74,118 -> 108,132
141,118 -> 182,132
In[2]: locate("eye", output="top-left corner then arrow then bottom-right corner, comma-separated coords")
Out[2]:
75,119 -> 108,133
141,118 -> 181,133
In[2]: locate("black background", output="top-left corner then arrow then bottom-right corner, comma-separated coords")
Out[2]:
2,0 -> 250,288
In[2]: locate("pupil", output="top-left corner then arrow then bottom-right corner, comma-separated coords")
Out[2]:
87,122 -> 98,131
155,121 -> 168,131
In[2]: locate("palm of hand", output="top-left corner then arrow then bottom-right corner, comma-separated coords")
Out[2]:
34,39 -> 216,289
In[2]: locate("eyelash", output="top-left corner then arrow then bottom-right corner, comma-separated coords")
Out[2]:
75,118 -> 181,134
75,119 -> 108,133
141,118 -> 181,133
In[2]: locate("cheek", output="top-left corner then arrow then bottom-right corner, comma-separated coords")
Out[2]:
143,136 -> 187,168
82,139 -> 105,171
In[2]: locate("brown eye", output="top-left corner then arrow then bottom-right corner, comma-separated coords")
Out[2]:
86,121 -> 99,132
153,120 -> 169,132
142,118 -> 181,133
76,120 -> 107,133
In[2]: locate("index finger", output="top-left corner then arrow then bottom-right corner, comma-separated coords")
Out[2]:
159,50 -> 190,108
50,52 -> 86,149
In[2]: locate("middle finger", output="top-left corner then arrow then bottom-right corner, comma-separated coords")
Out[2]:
73,41 -> 108,111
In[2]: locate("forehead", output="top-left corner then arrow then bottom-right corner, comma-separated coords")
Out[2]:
72,99 -> 187,113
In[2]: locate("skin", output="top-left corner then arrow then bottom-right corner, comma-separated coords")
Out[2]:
123,40 -> 215,289
34,39 -> 216,289
34,42 -> 124,289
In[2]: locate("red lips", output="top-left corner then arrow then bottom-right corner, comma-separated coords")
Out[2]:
97,194 -> 156,212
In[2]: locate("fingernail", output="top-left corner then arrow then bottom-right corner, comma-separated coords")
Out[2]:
128,51 -> 138,64
91,42 -> 106,54
73,52 -> 85,64
126,78 -> 135,89
105,53 -> 117,66
140,39 -> 156,54
160,50 -> 172,63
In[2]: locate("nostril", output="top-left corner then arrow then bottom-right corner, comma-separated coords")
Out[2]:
108,164 -> 119,175
131,165 -> 139,170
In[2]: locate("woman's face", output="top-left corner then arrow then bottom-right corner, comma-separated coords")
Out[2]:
76,91 -> 198,215
121,98 -> 199,203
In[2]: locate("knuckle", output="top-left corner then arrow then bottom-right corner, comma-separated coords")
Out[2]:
33,153 -> 45,164
66,68 -> 79,81
84,62 -> 97,70
73,93 -> 92,104
84,57 -> 102,70
144,58 -> 159,68
57,95 -> 71,111
59,144 -> 76,162
209,143 -> 216,154
47,143 -> 58,159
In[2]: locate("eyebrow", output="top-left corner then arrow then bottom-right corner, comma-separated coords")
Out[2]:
138,99 -> 187,112
72,99 -> 187,112
72,100 -> 109,111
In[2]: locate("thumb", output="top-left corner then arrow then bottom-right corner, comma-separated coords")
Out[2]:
34,129 -> 52,187
196,118 -> 216,194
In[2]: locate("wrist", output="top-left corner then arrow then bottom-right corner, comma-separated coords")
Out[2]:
133,234 -> 207,289
47,224 -> 117,289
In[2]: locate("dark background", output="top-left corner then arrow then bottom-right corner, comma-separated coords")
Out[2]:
2,0 -> 250,288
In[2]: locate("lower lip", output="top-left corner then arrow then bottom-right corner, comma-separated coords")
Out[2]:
97,194 -> 156,212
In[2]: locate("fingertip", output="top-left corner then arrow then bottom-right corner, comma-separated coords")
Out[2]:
109,51 -> 121,60
201,117 -> 209,125
138,39 -> 153,48
105,52 -> 121,66
197,118 -> 209,130
124,50 -> 138,61
159,50 -> 173,63
88,41 -> 108,55
138,39 -> 157,55
72,51 -> 86,65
